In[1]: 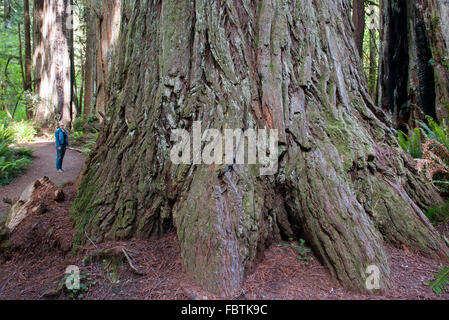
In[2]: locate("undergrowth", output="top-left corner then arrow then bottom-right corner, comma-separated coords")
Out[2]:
0,123 -> 33,186
280,238 -> 314,265
425,263 -> 449,296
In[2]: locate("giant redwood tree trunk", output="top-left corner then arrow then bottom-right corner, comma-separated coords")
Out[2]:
72,0 -> 449,296
33,0 -> 72,126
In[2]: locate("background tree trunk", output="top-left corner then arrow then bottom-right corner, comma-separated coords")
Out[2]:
368,28 -> 378,98
83,0 -> 98,118
4,0 -> 11,28
378,0 -> 449,130
72,0 -> 449,296
81,0 -> 121,121
24,0 -> 33,119
352,0 -> 366,58
84,0 -> 97,119
69,0 -> 79,123
94,0 -> 121,121
33,0 -> 72,126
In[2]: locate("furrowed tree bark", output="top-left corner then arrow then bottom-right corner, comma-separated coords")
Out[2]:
33,0 -> 72,126
379,0 -> 449,129
72,0 -> 449,296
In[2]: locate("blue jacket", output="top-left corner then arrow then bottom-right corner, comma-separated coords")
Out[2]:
55,128 -> 69,148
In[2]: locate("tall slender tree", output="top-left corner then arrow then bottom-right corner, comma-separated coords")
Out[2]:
4,0 -> 12,28
82,0 -> 121,121
33,0 -> 72,126
24,0 -> 33,119
82,0 -> 98,118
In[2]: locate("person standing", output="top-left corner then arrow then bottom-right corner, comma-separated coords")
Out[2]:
55,121 -> 69,172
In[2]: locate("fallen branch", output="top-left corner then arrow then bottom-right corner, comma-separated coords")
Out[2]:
82,245 -> 145,276
84,228 -> 99,251
121,248 -> 145,275
68,146 -> 85,153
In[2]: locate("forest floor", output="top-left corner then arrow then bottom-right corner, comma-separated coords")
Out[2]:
0,140 -> 85,222
0,179 -> 448,300
0,141 -> 448,299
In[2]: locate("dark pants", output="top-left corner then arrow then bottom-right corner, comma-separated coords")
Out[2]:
56,146 -> 67,170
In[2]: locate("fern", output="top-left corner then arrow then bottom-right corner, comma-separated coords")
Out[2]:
0,123 -> 14,145
416,116 -> 449,149
425,265 -> 449,296
397,128 -> 422,158
417,140 -> 449,187
425,201 -> 449,222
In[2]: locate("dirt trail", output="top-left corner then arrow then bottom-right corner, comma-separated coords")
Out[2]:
0,141 -> 85,221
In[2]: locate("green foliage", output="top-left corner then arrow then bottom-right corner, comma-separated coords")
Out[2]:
397,127 -> 422,158
56,270 -> 96,300
281,238 -> 314,265
9,121 -> 36,143
0,123 -> 33,186
0,1 -> 29,122
87,115 -> 99,126
0,144 -> 33,186
0,123 -> 14,145
442,56 -> 449,72
416,116 -> 449,149
72,118 -> 84,133
425,201 -> 449,225
428,180 -> 449,194
397,116 -> 449,159
411,117 -> 449,193
72,131 -> 84,142
81,129 -> 98,156
425,264 -> 449,296
428,14 -> 441,33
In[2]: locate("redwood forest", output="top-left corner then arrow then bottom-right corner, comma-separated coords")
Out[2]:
0,0 -> 449,302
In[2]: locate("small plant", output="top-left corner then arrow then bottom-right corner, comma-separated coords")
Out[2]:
425,263 -> 449,296
72,118 -> 84,132
397,127 -> 422,158
81,129 -> 99,156
425,201 -> 449,223
416,116 -> 449,149
9,121 -> 36,143
442,56 -> 449,72
0,123 -> 14,145
0,132 -> 33,186
282,238 -> 314,265
87,115 -> 99,126
417,139 -> 449,192
57,270 -> 95,300
72,131 -> 84,142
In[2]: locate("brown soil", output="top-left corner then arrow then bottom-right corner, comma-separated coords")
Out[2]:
0,181 -> 448,300
0,141 -> 85,221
